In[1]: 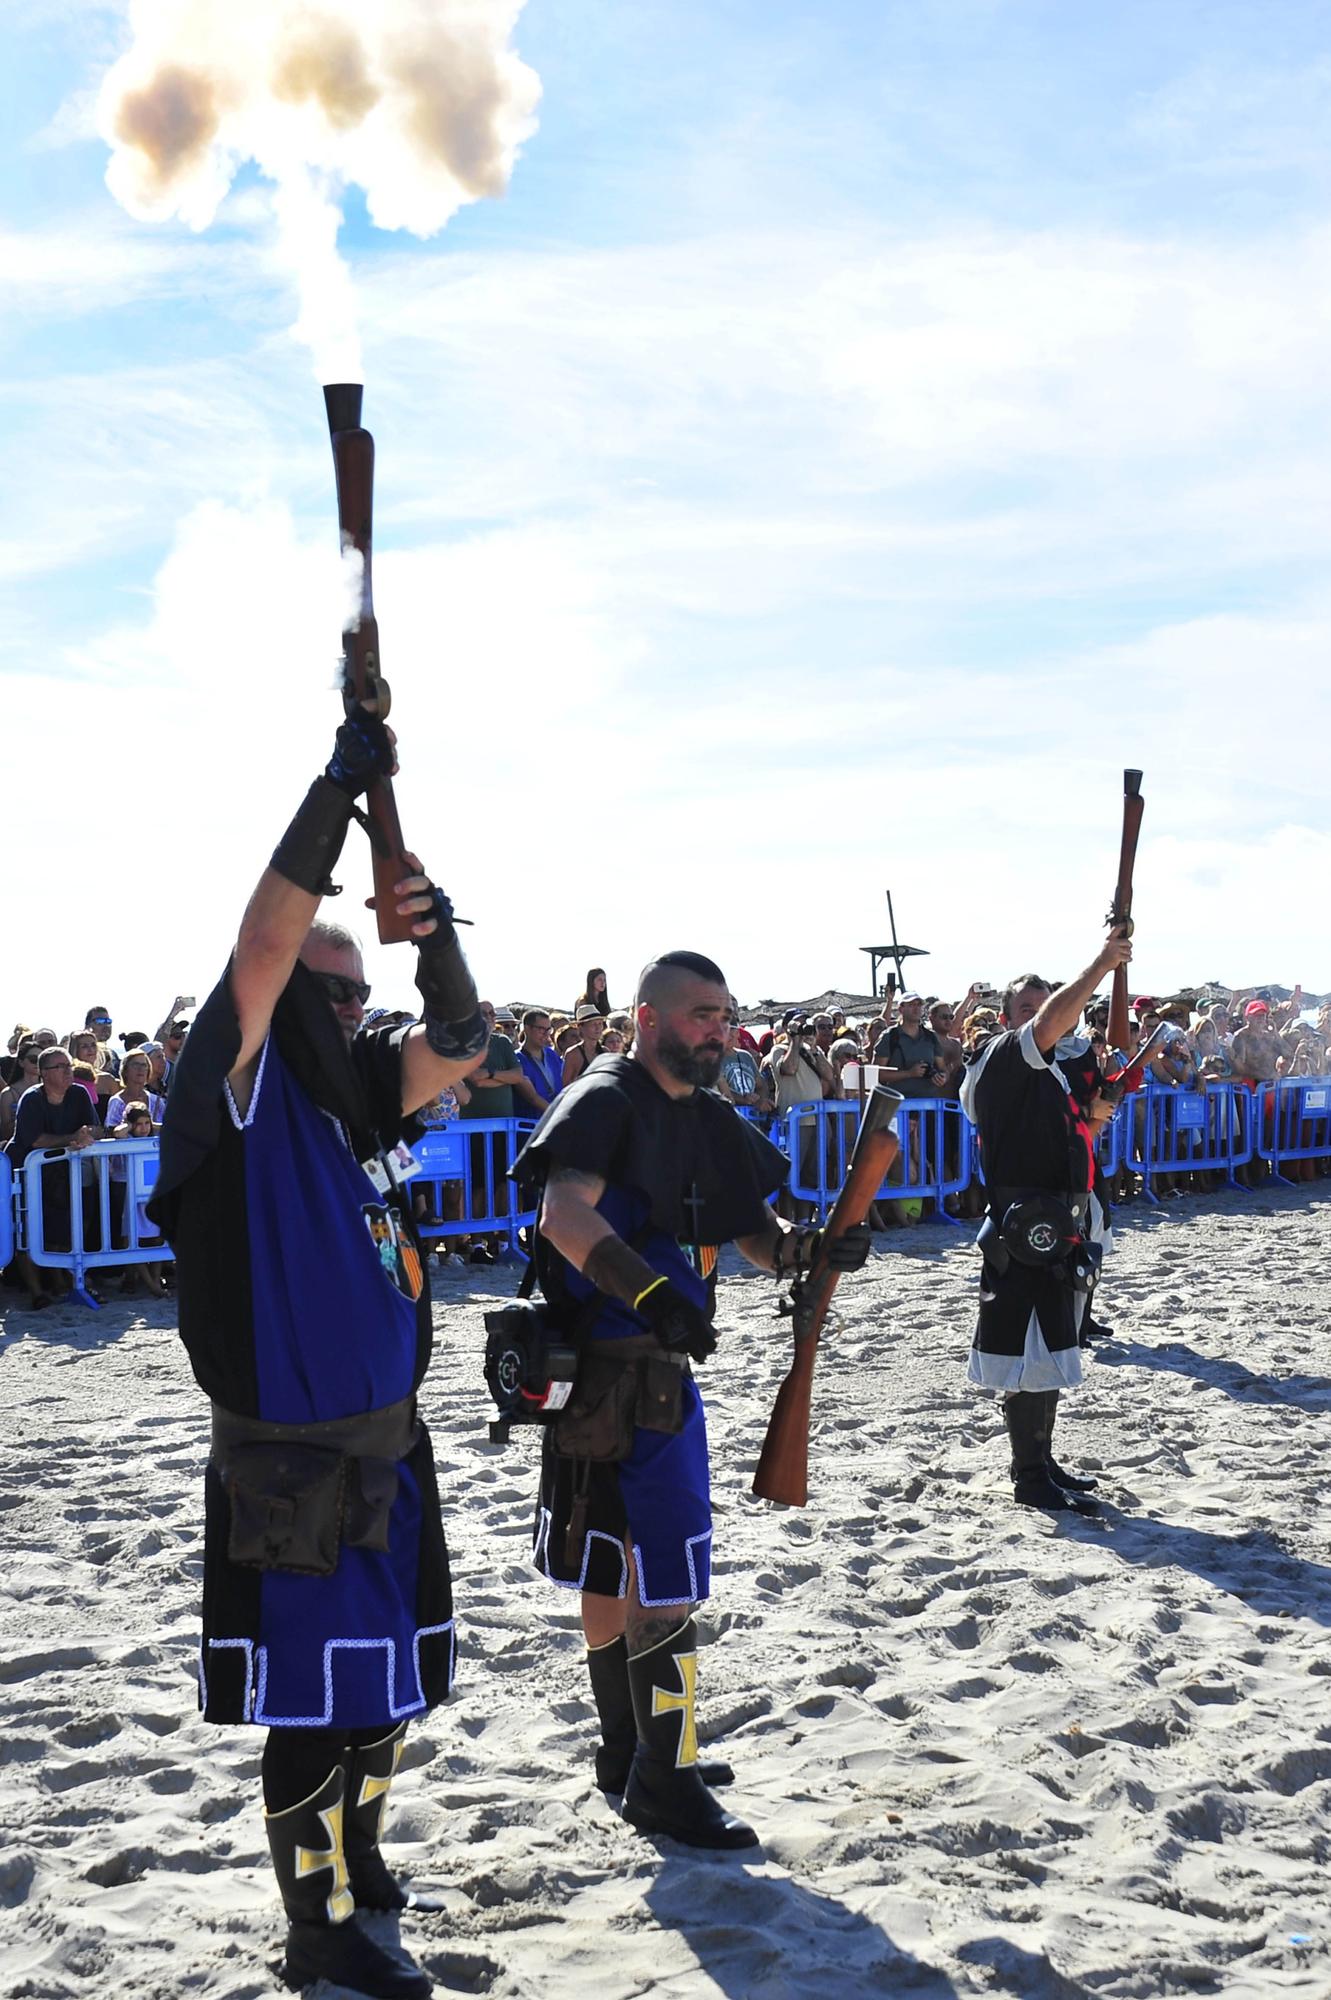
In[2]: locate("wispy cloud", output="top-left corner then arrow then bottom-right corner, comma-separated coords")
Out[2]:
7,2 -> 1331,1020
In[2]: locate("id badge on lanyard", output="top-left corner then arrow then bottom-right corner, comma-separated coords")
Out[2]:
362,1143 -> 423,1196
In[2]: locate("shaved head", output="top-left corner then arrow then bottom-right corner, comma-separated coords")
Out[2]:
636,950 -> 728,1012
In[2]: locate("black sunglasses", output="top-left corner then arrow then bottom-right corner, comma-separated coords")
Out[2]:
313,972 -> 371,1007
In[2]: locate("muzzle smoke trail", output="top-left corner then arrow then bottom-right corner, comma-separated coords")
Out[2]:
97,0 -> 540,377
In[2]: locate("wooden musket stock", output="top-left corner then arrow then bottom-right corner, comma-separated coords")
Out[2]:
1106,768 -> 1144,1054
751,1086 -> 904,1508
323,383 -> 415,946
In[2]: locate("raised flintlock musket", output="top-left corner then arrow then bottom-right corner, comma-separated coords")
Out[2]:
323,384 -> 416,945
1100,1020 -> 1171,1103
1106,768 -> 1144,1056
751,1085 -> 903,1508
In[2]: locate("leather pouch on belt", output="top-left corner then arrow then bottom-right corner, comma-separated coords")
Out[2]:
553,1351 -> 641,1463
224,1442 -> 345,1576
636,1354 -> 684,1435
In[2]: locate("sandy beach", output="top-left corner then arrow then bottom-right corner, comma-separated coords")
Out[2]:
2,1185 -> 1329,2000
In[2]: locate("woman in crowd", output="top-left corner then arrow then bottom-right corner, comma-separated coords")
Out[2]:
68,1029 -> 118,1114
576,967 -> 611,1017
102,1047 -> 169,1253
107,1101 -> 169,1293
828,1036 -> 859,1098
0,1039 -> 42,1145
105,1049 -> 166,1131
139,1041 -> 168,1094
3,1024 -> 33,1088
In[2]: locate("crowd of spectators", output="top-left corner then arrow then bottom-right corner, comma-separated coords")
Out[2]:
4,967 -> 1327,1303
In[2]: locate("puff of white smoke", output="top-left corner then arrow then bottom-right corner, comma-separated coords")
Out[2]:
97,0 -> 540,373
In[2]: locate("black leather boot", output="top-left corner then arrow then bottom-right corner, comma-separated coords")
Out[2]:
265,1765 -> 431,1998
344,1723 -> 446,1916
588,1635 -> 734,1794
621,1620 -> 757,1850
1003,1393 -> 1099,1515
1042,1390 -> 1099,1494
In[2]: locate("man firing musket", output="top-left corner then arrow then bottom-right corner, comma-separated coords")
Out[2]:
958,772 -> 1144,1514
148,389 -> 487,2000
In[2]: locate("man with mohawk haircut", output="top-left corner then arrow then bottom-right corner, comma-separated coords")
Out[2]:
514,951 -> 869,1850
150,708 -> 486,2000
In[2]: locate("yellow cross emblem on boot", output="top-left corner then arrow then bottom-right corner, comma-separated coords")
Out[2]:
355,1732 -> 405,1818
294,1798 -> 355,1923
651,1649 -> 699,1768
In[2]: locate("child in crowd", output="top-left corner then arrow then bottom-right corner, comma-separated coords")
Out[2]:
113,1101 -> 168,1295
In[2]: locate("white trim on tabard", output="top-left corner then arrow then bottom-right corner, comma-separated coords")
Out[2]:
222,1032 -> 271,1131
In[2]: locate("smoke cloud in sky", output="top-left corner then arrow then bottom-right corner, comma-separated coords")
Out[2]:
97,0 -> 540,377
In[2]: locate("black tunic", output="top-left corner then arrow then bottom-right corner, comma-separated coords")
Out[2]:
959,1024 -> 1096,1392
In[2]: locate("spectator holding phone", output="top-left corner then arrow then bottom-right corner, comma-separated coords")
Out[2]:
763,1010 -> 831,1216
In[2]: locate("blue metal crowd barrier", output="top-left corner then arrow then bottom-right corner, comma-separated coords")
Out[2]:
0,1153 -> 12,1272
13,1080 -> 1331,1311
1260,1077 -> 1331,1184
734,1103 -> 784,1145
411,1117 -> 537,1254
782,1097 -> 971,1223
14,1119 -> 541,1307
1095,1106 -> 1123,1179
20,1139 -> 170,1309
1131,1080 -> 1255,1202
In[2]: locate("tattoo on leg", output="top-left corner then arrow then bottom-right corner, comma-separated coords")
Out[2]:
625,1603 -> 698,1658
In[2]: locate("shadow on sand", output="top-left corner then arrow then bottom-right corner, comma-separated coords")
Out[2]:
1093,1334 -> 1331,1411
642,1848 -> 958,1999
1066,1508 -> 1331,1628
0,1294 -> 165,1352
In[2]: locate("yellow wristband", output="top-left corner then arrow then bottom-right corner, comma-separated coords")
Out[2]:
633,1275 -> 669,1313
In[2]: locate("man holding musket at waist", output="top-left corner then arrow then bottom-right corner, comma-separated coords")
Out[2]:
513,951 -> 870,1851
149,707 -> 485,2000
960,924 -> 1132,1515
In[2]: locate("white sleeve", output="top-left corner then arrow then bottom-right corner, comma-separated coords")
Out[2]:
1018,1020 -> 1055,1071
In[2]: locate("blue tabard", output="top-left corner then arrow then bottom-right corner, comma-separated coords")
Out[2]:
196,1038 -> 453,1728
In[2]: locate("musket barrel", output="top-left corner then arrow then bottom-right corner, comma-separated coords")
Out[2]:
323,382 -> 364,436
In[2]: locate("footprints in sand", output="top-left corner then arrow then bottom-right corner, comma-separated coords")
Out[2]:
3,1202 -> 1331,1999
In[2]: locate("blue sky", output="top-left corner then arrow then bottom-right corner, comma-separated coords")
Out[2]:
6,0 -> 1331,1028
